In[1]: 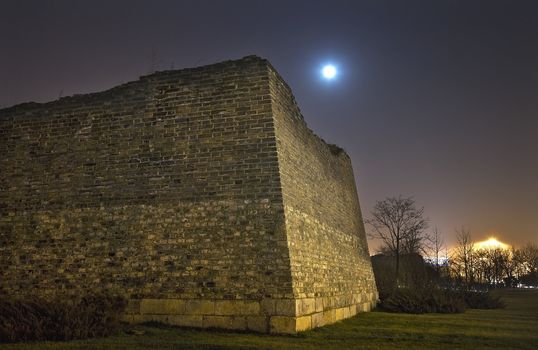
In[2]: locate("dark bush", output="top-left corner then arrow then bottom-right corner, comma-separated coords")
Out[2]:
0,293 -> 127,343
371,253 -> 439,301
379,289 -> 465,314
520,271 -> 538,287
461,291 -> 506,309
378,288 -> 505,314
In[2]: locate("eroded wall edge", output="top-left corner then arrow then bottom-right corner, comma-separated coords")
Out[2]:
265,62 -> 378,333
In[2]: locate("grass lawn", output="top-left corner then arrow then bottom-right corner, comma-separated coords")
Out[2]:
1,289 -> 537,350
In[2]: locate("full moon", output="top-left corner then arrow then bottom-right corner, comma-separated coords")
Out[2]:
322,65 -> 337,79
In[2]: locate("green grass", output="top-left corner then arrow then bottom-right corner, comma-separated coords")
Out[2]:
1,289 -> 537,350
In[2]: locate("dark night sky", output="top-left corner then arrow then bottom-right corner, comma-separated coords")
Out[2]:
1,0 -> 537,250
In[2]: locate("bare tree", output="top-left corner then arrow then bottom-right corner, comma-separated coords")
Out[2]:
492,248 -> 510,285
473,248 -> 489,284
464,243 -> 538,288
428,227 -> 445,274
504,246 -> 519,286
366,196 -> 428,287
520,243 -> 538,273
453,226 -> 475,288
444,248 -> 451,282
511,247 -> 527,280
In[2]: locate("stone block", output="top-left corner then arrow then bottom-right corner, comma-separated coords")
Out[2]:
342,295 -> 353,306
334,296 -> 344,309
355,303 -> 363,313
186,300 -> 214,315
247,316 -> 268,333
335,307 -> 345,321
343,306 -> 350,319
298,298 -> 316,316
349,304 -> 357,316
231,316 -> 247,330
261,298 -> 276,315
315,297 -> 324,312
131,314 -> 147,324
140,299 -> 185,315
168,315 -> 203,328
144,314 -> 170,323
214,300 -> 233,315
275,299 -> 297,316
270,316 -> 296,334
125,299 -> 141,314
311,312 -> 324,328
323,297 -> 332,309
215,300 -> 260,316
296,315 -> 311,332
361,302 -> 369,312
322,309 -> 335,325
203,316 -> 237,329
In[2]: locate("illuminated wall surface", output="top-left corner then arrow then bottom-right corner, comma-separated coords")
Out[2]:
0,56 -> 377,333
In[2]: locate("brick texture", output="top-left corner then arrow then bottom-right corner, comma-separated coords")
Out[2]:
0,56 -> 377,333
268,63 -> 378,315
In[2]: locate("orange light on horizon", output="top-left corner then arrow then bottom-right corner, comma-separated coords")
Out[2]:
474,237 -> 510,251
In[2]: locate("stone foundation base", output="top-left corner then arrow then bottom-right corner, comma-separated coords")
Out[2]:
122,293 -> 378,334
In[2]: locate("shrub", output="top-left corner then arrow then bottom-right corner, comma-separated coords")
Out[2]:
461,291 -> 506,309
379,289 -> 465,314
0,293 -> 127,343
378,288 -> 505,314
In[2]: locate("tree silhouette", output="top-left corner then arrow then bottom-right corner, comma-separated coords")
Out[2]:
366,196 -> 428,288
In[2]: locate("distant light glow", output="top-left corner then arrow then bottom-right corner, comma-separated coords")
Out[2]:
322,65 -> 337,79
475,237 -> 510,251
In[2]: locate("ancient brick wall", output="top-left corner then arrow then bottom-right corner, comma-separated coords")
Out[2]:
268,65 -> 378,331
0,56 -> 377,333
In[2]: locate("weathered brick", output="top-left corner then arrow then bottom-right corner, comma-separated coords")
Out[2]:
0,55 -> 377,334
335,307 -> 345,321
298,298 -> 316,316
311,312 -> 324,328
185,300 -> 214,315
215,300 -> 260,316
315,297 -> 324,312
296,315 -> 312,332
168,315 -> 203,328
322,309 -> 336,325
125,300 -> 141,314
246,316 -> 268,333
275,299 -> 297,316
270,316 -> 296,334
140,299 -> 185,315
260,298 -> 277,316
202,316 -> 224,329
